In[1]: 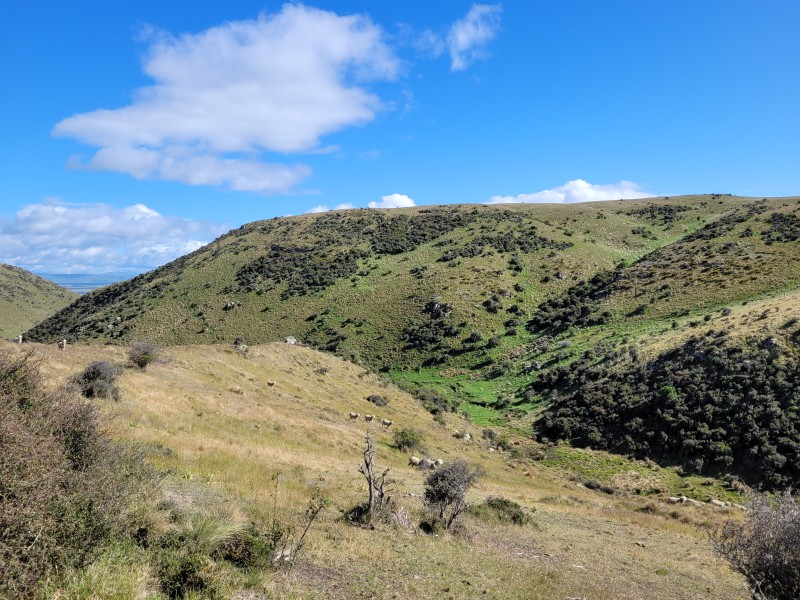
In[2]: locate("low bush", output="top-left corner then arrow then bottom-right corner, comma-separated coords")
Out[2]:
393,428 -> 423,452
713,492 -> 800,600
128,341 -> 160,370
469,496 -> 531,525
366,394 -> 389,407
0,350 -> 155,598
69,360 -> 123,400
423,460 -> 484,530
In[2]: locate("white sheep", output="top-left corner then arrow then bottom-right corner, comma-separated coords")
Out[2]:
408,456 -> 422,467
381,418 -> 393,429
364,414 -> 374,422
349,412 -> 360,420
419,458 -> 436,470
57,339 -> 67,351
16,334 -> 22,344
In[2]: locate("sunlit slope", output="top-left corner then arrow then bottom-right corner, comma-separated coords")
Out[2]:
26,195 -> 778,372
0,264 -> 78,338
16,340 -> 747,599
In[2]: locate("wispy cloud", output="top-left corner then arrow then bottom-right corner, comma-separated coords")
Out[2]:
368,193 -> 416,209
415,4 -> 502,72
53,5 -> 399,193
0,200 -> 226,273
487,179 -> 653,204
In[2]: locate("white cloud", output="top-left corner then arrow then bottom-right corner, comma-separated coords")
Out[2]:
368,193 -> 416,209
413,4 -> 501,71
0,200 -> 227,273
53,5 -> 399,193
448,4 -> 502,71
487,179 -> 653,205
304,202 -> 354,214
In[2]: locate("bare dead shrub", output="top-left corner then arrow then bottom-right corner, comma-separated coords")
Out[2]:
350,434 -> 395,525
713,492 -> 800,600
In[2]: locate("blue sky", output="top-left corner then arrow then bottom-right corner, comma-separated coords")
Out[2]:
1,1 -> 798,274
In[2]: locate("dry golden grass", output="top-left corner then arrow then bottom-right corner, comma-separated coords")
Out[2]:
9,340 -> 749,599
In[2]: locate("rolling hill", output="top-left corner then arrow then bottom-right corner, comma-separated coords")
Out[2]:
26,195 -> 790,357
23,194 -> 800,487
0,264 -> 78,339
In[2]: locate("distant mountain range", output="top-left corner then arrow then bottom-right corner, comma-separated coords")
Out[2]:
37,272 -> 139,294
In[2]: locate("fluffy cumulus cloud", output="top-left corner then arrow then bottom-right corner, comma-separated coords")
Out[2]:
0,200 -> 226,273
487,179 -> 653,205
417,4 -> 502,71
304,202 -> 355,214
53,5 -> 399,193
368,193 -> 416,209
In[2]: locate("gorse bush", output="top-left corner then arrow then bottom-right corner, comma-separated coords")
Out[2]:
0,350 -> 155,598
69,360 -> 123,400
713,492 -> 800,600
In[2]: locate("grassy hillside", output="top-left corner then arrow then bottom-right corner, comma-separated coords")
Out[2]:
22,195 -> 800,487
24,195 -> 748,356
0,264 -> 78,339
6,340 -> 749,599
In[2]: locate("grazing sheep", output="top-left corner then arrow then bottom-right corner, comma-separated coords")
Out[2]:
267,381 -> 275,387
57,339 -> 67,351
710,499 -> 731,508
349,412 -> 360,420
408,456 -> 437,470
435,459 -> 443,466
668,495 -> 704,507
381,418 -> 393,429
463,432 -> 471,442
364,414 -> 374,422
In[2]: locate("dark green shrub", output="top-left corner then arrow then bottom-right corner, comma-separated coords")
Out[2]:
212,524 -> 273,569
155,547 -> 215,599
535,334 -> 800,488
393,428 -> 423,452
367,394 -> 388,407
69,360 -> 123,400
469,496 -> 532,525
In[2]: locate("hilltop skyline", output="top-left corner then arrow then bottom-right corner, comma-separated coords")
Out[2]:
2,0 -> 799,274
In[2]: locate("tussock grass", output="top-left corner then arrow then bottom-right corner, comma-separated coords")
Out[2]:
8,340 -> 750,599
